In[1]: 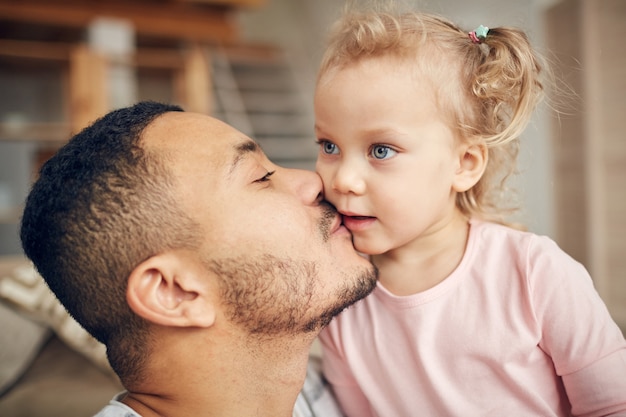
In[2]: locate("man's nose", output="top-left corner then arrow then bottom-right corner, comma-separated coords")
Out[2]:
287,168 -> 324,204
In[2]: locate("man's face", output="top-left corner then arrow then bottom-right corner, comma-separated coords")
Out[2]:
144,112 -> 377,335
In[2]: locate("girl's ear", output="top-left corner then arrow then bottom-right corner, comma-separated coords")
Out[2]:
126,252 -> 216,328
452,141 -> 487,193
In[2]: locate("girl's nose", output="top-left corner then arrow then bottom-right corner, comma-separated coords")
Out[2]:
331,163 -> 366,196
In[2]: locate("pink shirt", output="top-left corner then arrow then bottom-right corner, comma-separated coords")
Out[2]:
320,220 -> 626,416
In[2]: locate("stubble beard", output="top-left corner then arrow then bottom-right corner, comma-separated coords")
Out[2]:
207,201 -> 377,337
304,267 -> 377,332
207,254 -> 377,337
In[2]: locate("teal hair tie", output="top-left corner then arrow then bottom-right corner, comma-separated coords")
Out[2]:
469,25 -> 490,44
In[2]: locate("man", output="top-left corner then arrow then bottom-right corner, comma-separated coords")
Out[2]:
20,101 -> 377,417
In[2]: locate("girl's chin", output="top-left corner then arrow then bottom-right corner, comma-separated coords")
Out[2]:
352,239 -> 385,257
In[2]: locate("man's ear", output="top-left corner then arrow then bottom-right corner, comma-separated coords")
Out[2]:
452,141 -> 487,193
126,252 -> 215,328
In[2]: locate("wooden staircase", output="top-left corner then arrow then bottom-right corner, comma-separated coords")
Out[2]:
211,46 -> 316,170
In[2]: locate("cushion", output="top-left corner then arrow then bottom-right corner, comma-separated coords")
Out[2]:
0,300 -> 50,395
0,335 -> 122,417
0,256 -> 113,376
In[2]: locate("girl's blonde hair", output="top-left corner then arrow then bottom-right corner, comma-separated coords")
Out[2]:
317,5 -> 545,226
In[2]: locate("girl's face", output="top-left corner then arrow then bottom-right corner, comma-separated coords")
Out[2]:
314,57 -> 468,255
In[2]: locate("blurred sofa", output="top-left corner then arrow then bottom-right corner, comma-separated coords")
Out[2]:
0,256 -> 122,417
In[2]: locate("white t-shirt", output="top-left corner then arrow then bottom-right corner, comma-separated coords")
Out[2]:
93,393 -> 139,417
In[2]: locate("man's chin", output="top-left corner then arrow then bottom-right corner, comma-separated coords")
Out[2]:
306,266 -> 378,332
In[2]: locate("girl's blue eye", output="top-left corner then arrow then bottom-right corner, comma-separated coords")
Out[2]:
371,145 -> 396,160
318,140 -> 339,155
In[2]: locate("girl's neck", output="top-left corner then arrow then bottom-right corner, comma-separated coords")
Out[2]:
372,214 -> 470,296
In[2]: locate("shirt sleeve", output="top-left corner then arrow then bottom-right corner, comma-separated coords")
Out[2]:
318,325 -> 375,417
527,235 -> 626,416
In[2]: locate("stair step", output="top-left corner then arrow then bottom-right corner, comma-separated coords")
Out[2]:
240,91 -> 305,113
256,136 -> 317,160
248,114 -> 311,136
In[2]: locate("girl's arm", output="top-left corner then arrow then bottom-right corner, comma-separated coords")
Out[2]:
529,236 -> 626,415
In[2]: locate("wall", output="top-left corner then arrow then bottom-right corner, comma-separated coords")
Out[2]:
0,63 -> 66,255
546,0 -> 626,328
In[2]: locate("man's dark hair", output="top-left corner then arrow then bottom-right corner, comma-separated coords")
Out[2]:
20,101 -> 202,385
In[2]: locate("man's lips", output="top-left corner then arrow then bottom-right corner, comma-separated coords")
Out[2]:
330,212 -> 343,234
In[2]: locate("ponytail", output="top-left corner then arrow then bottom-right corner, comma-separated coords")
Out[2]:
467,27 -> 544,147
458,25 -> 545,226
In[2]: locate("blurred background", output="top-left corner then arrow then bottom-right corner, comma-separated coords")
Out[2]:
0,0 -> 626,417
2,0 -> 624,324
0,0 -> 624,414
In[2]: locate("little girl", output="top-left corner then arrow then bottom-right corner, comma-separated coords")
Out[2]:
314,6 -> 626,417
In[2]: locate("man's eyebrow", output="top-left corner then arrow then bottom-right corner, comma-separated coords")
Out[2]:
228,139 -> 261,177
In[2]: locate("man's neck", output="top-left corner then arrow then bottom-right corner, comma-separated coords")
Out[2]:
121,329 -> 315,417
